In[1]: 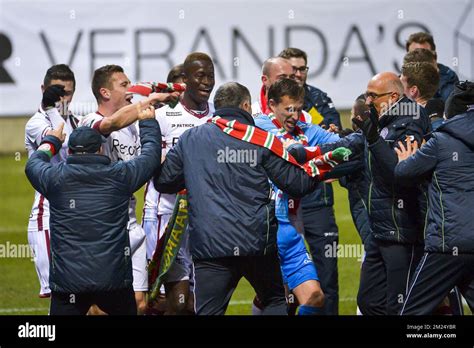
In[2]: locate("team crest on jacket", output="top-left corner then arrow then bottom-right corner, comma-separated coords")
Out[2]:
380,127 -> 388,139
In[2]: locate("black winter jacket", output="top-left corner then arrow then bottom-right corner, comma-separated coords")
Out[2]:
395,111 -> 474,253
25,119 -> 162,293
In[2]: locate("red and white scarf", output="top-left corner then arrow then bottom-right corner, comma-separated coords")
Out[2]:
210,116 -> 342,179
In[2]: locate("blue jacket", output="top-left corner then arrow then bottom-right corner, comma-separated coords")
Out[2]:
334,132 -> 372,243
304,84 -> 342,129
154,108 -> 321,260
324,98 -> 431,243
395,111 -> 474,253
434,63 -> 459,103
303,84 -> 343,209
25,119 -> 162,293
367,97 -> 432,243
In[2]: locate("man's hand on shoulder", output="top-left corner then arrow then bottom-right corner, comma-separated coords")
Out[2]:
46,122 -> 66,143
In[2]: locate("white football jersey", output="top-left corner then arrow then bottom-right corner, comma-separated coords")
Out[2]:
143,101 -> 214,218
25,106 -> 80,231
80,112 -> 141,226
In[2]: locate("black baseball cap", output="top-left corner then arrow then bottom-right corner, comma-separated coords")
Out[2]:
68,126 -> 105,153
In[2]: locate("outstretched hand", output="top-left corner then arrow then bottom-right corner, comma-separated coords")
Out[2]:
394,137 -> 419,162
46,122 -> 66,143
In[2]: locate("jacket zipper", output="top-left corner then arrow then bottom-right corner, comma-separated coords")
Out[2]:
433,172 -> 445,252
368,151 -> 373,214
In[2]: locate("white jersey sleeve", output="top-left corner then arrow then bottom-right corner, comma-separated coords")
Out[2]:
143,101 -> 214,216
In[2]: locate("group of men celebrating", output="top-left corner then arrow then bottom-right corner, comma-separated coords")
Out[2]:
24,31 -> 474,316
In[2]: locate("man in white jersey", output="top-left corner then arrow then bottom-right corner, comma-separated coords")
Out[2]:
143,52 -> 215,314
80,64 -> 180,314
25,64 -> 80,298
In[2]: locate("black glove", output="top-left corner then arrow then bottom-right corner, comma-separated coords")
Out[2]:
352,103 -> 380,144
42,84 -> 66,109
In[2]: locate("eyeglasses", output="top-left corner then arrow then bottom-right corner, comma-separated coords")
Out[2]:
364,91 -> 395,100
293,66 -> 309,73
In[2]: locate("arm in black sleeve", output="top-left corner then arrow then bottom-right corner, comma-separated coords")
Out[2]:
153,135 -> 185,194
395,136 -> 438,185
24,135 -> 62,196
262,149 -> 317,198
124,119 -> 162,193
319,132 -> 365,155
324,158 -> 365,179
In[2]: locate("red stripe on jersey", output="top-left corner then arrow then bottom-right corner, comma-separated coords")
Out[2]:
37,195 -> 45,230
182,103 -> 209,118
141,181 -> 150,226
44,229 -> 51,262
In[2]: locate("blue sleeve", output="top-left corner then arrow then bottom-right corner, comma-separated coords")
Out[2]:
304,123 -> 340,146
395,136 -> 438,184
123,119 -> 162,193
24,135 -> 62,196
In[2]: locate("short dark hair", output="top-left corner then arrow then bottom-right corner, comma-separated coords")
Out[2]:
43,64 -> 75,89
402,62 -> 440,100
167,64 -> 184,83
183,52 -> 213,73
278,47 -> 308,65
406,32 -> 436,52
403,48 -> 437,65
91,65 -> 124,102
267,78 -> 304,104
213,82 -> 251,109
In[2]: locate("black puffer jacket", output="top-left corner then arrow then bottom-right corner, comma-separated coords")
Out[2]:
155,108 -> 320,260
395,110 -> 474,253
25,119 -> 162,293
367,97 -> 431,243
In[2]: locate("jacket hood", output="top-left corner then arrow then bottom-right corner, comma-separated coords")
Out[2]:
214,107 -> 255,126
437,111 -> 474,149
66,154 -> 111,165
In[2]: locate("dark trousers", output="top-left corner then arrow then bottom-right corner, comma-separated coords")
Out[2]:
50,287 -> 137,315
401,252 -> 474,315
302,206 -> 339,315
357,236 -> 424,315
193,252 -> 287,315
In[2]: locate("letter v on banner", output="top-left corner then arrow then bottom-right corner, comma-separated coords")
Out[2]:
39,30 -> 83,66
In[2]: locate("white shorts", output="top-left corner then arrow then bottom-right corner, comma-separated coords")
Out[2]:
143,219 -> 158,261
128,224 -> 148,292
27,228 -> 51,297
158,214 -> 192,284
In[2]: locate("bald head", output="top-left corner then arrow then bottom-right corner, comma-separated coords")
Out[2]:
366,72 -> 404,115
261,57 -> 295,90
369,72 -> 404,95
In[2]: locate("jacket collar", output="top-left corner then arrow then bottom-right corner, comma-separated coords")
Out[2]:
66,154 -> 111,165
213,107 -> 255,126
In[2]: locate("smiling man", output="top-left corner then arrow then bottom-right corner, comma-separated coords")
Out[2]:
80,64 -> 180,314
143,52 -> 215,314
254,78 -> 340,315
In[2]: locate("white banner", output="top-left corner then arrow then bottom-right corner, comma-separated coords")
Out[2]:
0,0 -> 472,116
